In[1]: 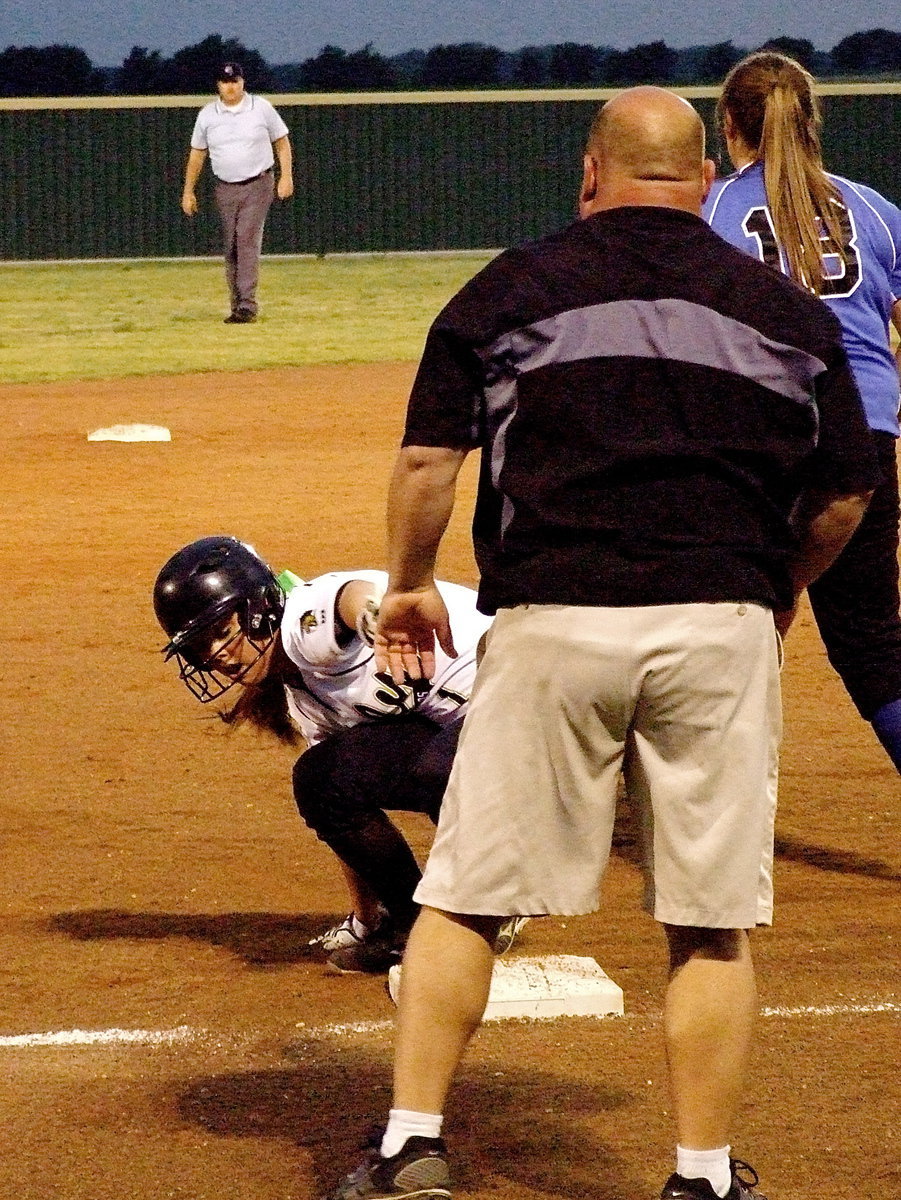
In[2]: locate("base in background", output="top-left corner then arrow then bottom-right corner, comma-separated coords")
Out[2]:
87,424 -> 171,442
388,954 -> 624,1020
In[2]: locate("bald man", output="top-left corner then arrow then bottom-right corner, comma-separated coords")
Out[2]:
327,89 -> 877,1200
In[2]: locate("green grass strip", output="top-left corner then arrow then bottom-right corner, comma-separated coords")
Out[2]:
0,254 -> 496,384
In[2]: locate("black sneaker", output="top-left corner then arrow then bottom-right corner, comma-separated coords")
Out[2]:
308,910 -> 388,954
224,308 -> 257,324
661,1159 -> 767,1200
330,1134 -> 451,1200
327,924 -> 406,974
493,916 -> 530,955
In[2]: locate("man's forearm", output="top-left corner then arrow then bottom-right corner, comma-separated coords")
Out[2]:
274,136 -> 293,180
386,445 -> 467,590
182,148 -> 206,192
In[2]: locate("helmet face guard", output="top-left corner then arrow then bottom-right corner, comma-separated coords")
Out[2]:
153,537 -> 285,704
167,610 -> 276,703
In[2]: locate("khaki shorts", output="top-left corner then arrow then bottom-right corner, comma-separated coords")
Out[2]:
415,601 -> 782,929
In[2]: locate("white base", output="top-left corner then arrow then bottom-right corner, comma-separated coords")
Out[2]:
388,954 -> 623,1021
87,423 -> 171,442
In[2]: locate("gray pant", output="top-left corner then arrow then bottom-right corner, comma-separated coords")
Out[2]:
213,171 -> 274,316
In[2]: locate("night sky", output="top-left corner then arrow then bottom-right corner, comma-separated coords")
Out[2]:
1,0 -> 894,66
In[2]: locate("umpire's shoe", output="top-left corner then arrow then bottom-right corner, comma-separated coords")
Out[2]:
660,1159 -> 767,1200
330,1134 -> 451,1200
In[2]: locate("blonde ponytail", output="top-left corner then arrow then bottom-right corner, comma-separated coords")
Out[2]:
719,52 -> 847,294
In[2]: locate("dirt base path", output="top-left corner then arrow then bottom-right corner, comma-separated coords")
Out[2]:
0,366 -> 896,1200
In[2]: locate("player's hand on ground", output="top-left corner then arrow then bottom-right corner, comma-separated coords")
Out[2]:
375,587 -> 457,684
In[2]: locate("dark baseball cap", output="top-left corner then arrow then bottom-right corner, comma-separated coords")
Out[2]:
217,62 -> 244,82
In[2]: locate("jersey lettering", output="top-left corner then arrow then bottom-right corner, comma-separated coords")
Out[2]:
354,672 -> 417,719
819,205 -> 862,298
740,204 -> 862,298
741,206 -> 781,271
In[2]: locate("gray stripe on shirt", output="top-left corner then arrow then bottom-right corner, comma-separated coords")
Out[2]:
485,297 -> 826,405
480,297 -> 826,538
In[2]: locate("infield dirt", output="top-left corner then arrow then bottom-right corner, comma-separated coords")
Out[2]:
0,364 -> 897,1200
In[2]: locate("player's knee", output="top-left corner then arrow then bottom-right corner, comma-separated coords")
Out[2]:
291,743 -> 337,826
291,742 -> 377,837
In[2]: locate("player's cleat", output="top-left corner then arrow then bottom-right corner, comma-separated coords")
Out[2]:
224,308 -> 257,323
329,1133 -> 451,1200
660,1159 -> 767,1200
327,923 -> 407,974
493,916 -> 530,955
309,912 -> 384,954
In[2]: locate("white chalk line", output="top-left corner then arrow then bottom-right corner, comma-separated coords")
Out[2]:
0,999 -> 896,1050
297,1019 -> 394,1038
760,1000 -> 900,1018
0,1025 -> 197,1048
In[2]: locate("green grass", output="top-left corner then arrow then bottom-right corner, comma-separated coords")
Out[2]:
0,255 -> 496,384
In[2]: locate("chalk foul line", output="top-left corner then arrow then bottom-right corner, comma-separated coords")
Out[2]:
0,1025 -> 196,1048
759,1000 -> 900,1018
0,999 -> 896,1049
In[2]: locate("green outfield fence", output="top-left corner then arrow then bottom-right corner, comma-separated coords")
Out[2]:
1,84 -> 899,260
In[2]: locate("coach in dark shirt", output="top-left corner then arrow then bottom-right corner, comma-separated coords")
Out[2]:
403,165 -> 874,623
331,88 -> 878,1200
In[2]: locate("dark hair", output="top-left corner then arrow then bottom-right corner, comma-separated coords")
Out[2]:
718,51 -> 846,294
218,660 -> 303,746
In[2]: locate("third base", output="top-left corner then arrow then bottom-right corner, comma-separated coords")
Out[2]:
388,954 -> 624,1020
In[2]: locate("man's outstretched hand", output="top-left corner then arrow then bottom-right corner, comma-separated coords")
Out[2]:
374,586 -> 457,684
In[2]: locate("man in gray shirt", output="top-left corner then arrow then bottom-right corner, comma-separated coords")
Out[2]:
181,62 -> 294,323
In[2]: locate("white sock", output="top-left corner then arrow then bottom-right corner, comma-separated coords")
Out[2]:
380,1109 -> 443,1158
676,1145 -> 732,1198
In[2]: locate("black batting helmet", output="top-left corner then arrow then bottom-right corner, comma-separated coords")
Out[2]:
153,536 -> 285,702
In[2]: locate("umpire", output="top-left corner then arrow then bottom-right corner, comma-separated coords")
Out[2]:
181,61 -> 294,323
330,87 -> 880,1200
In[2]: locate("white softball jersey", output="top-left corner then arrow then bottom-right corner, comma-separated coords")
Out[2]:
280,570 -> 492,745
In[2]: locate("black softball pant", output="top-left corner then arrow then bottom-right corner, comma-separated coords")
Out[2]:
807,431 -> 901,719
291,713 -> 463,927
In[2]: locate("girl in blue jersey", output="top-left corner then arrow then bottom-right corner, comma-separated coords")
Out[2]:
704,51 -> 901,773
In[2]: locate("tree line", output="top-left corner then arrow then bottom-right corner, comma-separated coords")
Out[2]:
1,29 -> 899,98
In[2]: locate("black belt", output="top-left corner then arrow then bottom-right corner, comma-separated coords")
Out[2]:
222,168 -> 272,185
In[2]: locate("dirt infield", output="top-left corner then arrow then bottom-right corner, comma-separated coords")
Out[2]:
0,364 -> 897,1200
